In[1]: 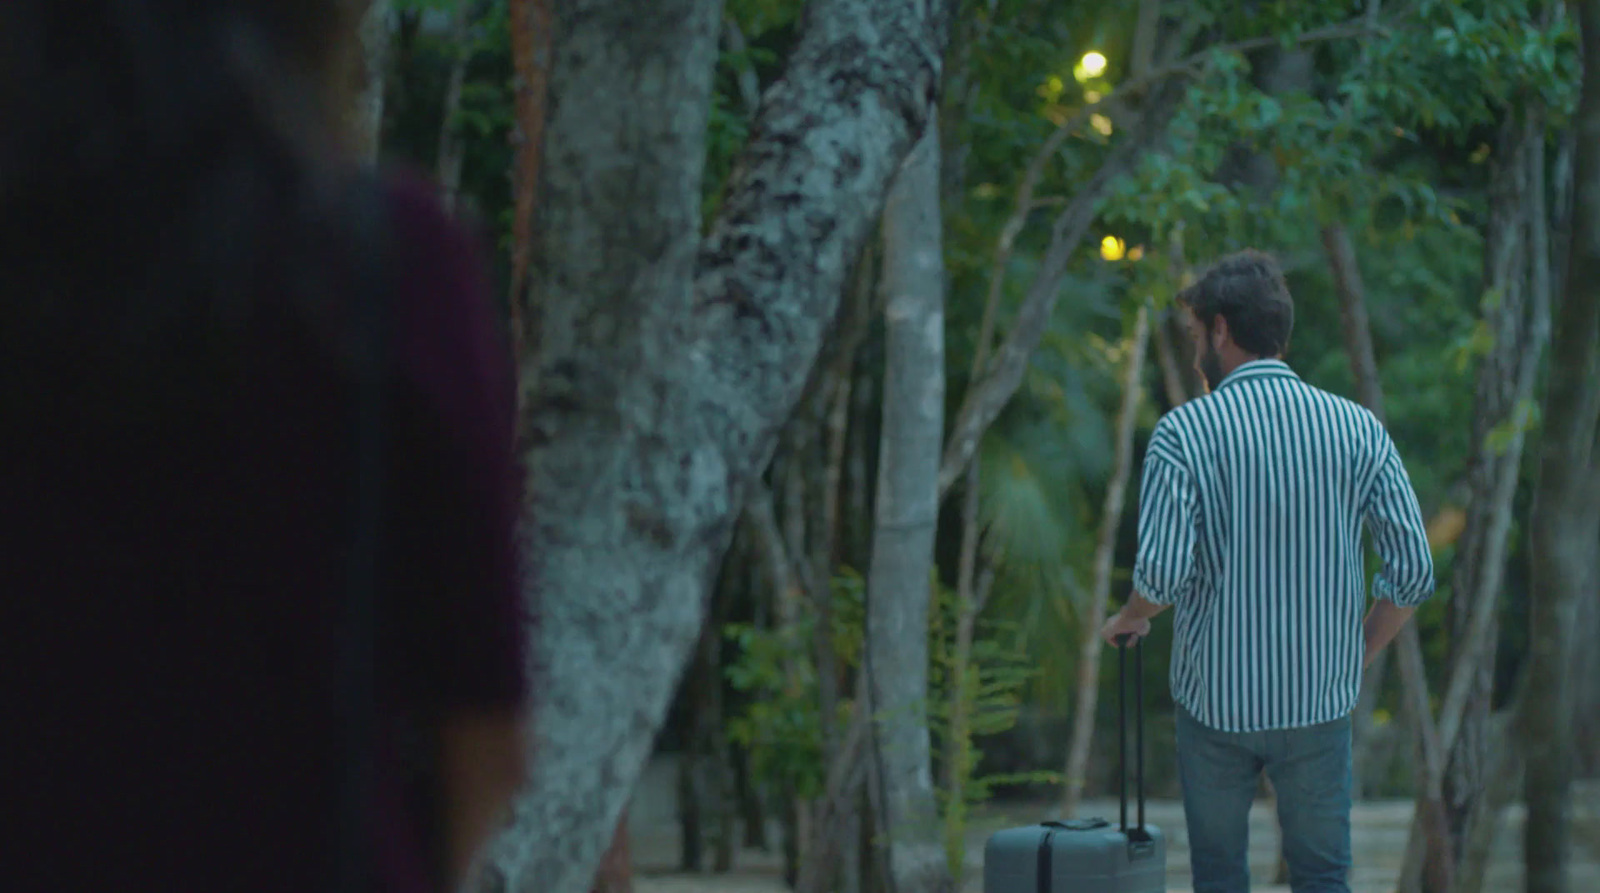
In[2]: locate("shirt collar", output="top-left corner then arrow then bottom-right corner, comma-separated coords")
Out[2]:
1215,358 -> 1299,391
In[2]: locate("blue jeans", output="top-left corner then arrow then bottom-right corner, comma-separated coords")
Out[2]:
1175,706 -> 1353,893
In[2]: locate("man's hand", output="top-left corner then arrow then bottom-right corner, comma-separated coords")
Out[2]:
1099,608 -> 1152,648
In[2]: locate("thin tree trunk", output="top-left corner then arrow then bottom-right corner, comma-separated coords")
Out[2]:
1063,304 -> 1152,816
350,0 -> 391,161
1454,713 -> 1523,893
1152,311 -> 1190,408
1395,621 -> 1455,893
733,744 -> 768,850
797,675 -> 875,893
944,470 -> 983,810
1519,8 -> 1600,892
747,477 -> 813,883
1397,108 -> 1553,892
1440,114 -> 1534,869
589,809 -> 632,893
720,16 -> 763,118
678,743 -> 704,871
436,0 -> 478,215
506,0 -> 554,370
1321,224 -> 1386,418
1320,222 -> 1394,796
865,116 -> 954,893
1321,226 -> 1456,892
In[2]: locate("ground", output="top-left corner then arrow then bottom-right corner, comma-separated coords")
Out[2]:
628,755 -> 1600,893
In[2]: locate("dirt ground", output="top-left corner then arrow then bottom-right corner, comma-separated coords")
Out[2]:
628,756 -> 1600,893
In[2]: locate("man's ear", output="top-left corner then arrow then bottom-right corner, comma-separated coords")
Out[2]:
1210,314 -> 1230,351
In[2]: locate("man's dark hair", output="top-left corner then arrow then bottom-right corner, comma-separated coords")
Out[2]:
1177,249 -> 1294,357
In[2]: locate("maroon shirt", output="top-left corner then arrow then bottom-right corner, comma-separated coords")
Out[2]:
3,170 -> 528,892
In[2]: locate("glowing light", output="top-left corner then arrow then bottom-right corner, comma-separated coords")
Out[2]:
1090,113 -> 1113,136
1085,90 -> 1103,104
1082,51 -> 1108,78
1100,235 -> 1126,262
1127,245 -> 1146,262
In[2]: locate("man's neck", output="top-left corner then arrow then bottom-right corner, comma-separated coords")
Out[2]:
1219,351 -> 1265,379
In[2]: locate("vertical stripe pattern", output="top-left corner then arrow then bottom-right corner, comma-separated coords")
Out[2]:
1132,359 -> 1435,733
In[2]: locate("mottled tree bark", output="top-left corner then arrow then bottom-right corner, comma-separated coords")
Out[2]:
1063,305 -> 1151,817
483,1 -> 950,891
865,116 -> 954,893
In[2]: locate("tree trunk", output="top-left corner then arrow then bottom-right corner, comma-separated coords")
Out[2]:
733,743 -> 768,851
1439,112 -> 1535,869
1321,224 -> 1386,418
1321,221 -> 1455,893
1151,310 -> 1191,408
1454,712 -> 1523,893
589,809 -> 632,893
865,115 -> 955,893
436,0 -> 479,215
1519,7 -> 1600,891
943,470 -> 983,826
1320,222 -> 1393,796
349,0 -> 391,161
486,1 -> 950,890
1391,109 -> 1554,892
677,747 -> 703,872
677,597 -> 735,872
1063,304 -> 1151,816
1062,21 -> 1161,819
1389,108 -> 1554,891
506,0 -> 554,367
1394,621 -> 1456,893
746,477 -> 814,882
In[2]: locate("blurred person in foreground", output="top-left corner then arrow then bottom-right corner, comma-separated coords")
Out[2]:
1099,251 -> 1436,893
0,3 -> 531,891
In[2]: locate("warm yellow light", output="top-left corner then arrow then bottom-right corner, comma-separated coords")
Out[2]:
1100,235 -> 1126,261
1090,113 -> 1113,136
1127,245 -> 1146,262
1082,51 -> 1108,78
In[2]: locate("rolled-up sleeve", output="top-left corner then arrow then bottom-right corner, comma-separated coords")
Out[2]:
1131,426 -> 1198,606
1363,435 -> 1435,609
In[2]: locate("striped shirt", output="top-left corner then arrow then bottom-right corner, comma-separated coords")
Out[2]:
1132,358 -> 1435,733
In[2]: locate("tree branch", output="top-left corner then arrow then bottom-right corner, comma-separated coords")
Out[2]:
936,14 -> 1391,496
692,0 -> 950,465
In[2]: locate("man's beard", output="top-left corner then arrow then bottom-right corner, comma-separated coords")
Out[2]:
1198,340 -> 1225,393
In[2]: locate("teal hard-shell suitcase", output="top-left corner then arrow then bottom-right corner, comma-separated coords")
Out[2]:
982,639 -> 1166,892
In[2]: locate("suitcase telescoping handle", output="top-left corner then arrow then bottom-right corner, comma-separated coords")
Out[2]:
1117,635 -> 1146,835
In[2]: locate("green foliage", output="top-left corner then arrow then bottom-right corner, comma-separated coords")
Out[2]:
723,569 -> 866,799
927,577 -> 1052,876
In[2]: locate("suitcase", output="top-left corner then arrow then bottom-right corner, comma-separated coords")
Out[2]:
983,638 -> 1166,892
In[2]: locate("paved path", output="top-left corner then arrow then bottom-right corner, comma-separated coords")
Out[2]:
629,756 -> 1600,892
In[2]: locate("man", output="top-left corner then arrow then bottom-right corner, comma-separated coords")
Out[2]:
1099,250 -> 1435,893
